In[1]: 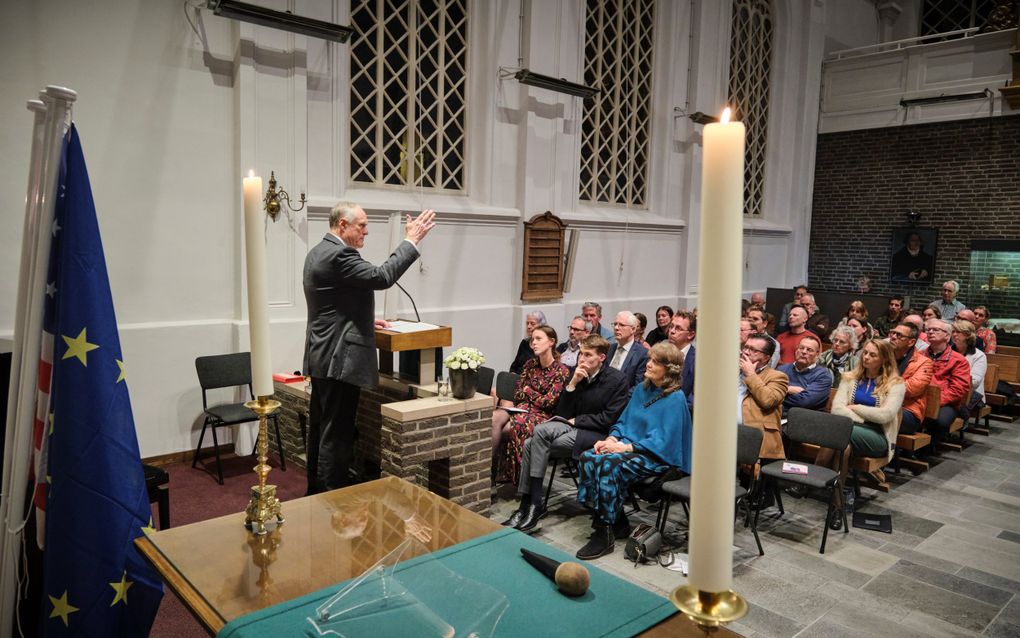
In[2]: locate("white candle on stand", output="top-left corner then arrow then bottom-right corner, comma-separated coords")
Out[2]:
242,170 -> 274,397
688,108 -> 744,594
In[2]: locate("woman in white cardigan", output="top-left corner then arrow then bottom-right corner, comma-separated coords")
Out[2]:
820,339 -> 905,529
951,319 -> 987,418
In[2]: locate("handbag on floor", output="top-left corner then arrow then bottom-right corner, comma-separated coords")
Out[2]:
624,523 -> 662,565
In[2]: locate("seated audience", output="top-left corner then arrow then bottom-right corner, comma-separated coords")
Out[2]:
955,309 -> 986,352
509,310 -> 546,374
606,311 -> 650,389
491,326 -> 570,485
750,292 -> 765,307
777,285 -> 810,333
842,300 -> 870,325
922,304 -> 942,322
923,318 -> 971,447
903,313 -> 930,352
668,311 -> 697,411
838,316 -> 874,351
951,320 -> 987,419
777,334 -> 832,413
739,318 -> 754,346
556,315 -> 591,370
574,342 -> 692,560
972,305 -> 997,354
819,325 -> 858,388
645,305 -> 673,346
777,304 -> 812,364
873,295 -> 904,337
740,333 -> 788,460
503,335 -> 629,532
887,322 -> 933,434
634,312 -> 649,347
746,306 -> 781,367
582,302 -> 614,342
823,339 -> 905,526
801,293 -> 831,341
931,280 -> 965,321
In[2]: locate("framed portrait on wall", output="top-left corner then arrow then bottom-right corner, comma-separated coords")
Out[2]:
890,227 -> 937,284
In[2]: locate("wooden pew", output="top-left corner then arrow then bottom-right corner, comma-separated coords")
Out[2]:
970,363 -> 998,436
985,353 -> 1020,418
938,388 -> 972,453
894,386 -> 938,475
997,345 -> 1020,358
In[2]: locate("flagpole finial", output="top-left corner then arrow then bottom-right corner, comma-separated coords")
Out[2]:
44,86 -> 78,102
27,99 -> 47,113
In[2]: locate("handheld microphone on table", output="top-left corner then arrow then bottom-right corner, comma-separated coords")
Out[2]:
520,548 -> 590,597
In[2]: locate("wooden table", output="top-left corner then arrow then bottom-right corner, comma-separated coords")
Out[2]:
137,477 -> 733,637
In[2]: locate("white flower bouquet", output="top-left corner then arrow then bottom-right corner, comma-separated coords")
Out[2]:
443,347 -> 485,370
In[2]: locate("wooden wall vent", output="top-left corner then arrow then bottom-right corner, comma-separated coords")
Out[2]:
521,212 -> 566,301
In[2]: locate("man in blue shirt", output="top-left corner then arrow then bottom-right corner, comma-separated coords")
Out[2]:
777,333 -> 832,415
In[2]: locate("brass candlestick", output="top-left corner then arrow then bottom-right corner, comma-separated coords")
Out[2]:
670,585 -> 747,633
243,396 -> 284,535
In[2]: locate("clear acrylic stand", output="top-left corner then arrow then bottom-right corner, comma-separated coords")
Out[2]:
307,538 -> 508,637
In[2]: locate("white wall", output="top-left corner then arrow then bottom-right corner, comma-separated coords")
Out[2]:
2,0 -> 830,458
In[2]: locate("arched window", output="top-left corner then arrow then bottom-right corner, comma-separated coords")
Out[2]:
920,0 -> 999,36
349,0 -> 468,192
728,0 -> 773,217
579,0 -> 656,207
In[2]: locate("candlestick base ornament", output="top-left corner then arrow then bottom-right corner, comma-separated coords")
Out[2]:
670,585 -> 747,631
243,397 -> 285,535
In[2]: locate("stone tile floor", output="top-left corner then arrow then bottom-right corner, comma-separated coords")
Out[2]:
488,416 -> 1020,637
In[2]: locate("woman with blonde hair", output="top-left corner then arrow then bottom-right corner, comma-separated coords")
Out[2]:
822,339 -> 904,528
951,320 -> 987,418
574,342 -> 693,560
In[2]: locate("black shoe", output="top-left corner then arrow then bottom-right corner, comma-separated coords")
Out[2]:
785,485 -> 807,499
828,509 -> 844,531
501,502 -> 528,527
612,512 -> 632,539
576,525 -> 615,560
516,503 -> 547,533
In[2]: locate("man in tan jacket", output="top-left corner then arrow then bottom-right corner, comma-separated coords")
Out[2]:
739,334 -> 789,460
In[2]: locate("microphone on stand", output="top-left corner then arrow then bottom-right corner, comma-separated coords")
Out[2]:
394,281 -> 421,323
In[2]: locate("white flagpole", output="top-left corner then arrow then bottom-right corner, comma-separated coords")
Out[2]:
0,85 -> 77,638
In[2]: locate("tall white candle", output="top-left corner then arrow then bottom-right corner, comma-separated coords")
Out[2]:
242,170 -> 274,397
688,108 -> 745,594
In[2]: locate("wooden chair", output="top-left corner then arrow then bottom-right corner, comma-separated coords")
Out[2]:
892,385 -> 938,475
971,363 -> 998,435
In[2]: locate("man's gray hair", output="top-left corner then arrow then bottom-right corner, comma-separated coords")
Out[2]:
801,293 -> 815,304
526,310 -> 547,325
944,280 -> 959,293
616,311 -> 638,328
925,317 -> 952,333
572,315 -> 593,331
329,201 -> 360,229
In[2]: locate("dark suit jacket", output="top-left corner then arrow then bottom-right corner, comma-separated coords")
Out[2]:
681,344 -> 696,412
605,340 -> 649,389
554,366 -> 629,456
302,234 -> 419,389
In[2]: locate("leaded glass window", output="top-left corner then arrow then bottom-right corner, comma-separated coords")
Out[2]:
578,0 -> 655,207
349,0 -> 467,191
920,0 -> 998,36
728,0 -> 773,217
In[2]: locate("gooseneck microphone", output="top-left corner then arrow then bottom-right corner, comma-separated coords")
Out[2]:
394,281 -> 421,323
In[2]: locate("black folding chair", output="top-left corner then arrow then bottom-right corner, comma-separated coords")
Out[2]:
756,408 -> 854,554
476,366 -> 496,396
657,425 -> 765,556
192,353 -> 285,484
495,371 -> 520,402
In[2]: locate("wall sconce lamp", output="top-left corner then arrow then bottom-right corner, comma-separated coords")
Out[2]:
263,172 -> 305,221
687,111 -> 719,125
499,67 -> 599,99
906,209 -> 921,226
207,0 -> 355,43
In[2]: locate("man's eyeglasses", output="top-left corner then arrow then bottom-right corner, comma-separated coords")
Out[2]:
888,331 -> 912,340
925,326 -> 947,333
741,345 -> 766,355
568,326 -> 586,332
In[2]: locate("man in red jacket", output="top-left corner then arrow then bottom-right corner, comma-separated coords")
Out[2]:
923,318 -> 971,446
887,322 -> 933,435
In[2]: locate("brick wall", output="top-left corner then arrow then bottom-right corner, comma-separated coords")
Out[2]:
809,115 -> 1020,319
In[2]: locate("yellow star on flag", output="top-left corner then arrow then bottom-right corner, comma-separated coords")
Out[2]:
116,359 -> 126,384
141,517 -> 156,536
109,571 -> 133,606
61,328 -> 99,366
48,590 -> 79,627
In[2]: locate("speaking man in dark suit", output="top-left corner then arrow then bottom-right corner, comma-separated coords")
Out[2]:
303,202 -> 436,493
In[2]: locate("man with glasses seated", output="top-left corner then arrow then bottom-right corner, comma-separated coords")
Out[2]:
922,318 -> 971,447
886,322 -> 933,436
777,334 -> 832,415
746,307 -> 781,368
739,334 -> 788,461
667,311 -> 697,412
605,311 -> 649,389
557,316 -> 592,370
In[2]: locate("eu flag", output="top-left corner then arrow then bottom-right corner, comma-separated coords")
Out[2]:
40,126 -> 162,636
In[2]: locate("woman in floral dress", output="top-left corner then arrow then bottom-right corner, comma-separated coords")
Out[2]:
491,325 -> 569,486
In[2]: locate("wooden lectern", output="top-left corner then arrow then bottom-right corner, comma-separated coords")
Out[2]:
375,322 -> 452,384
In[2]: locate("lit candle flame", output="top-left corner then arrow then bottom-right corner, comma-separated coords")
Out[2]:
248,169 -> 255,178
720,107 -> 731,124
